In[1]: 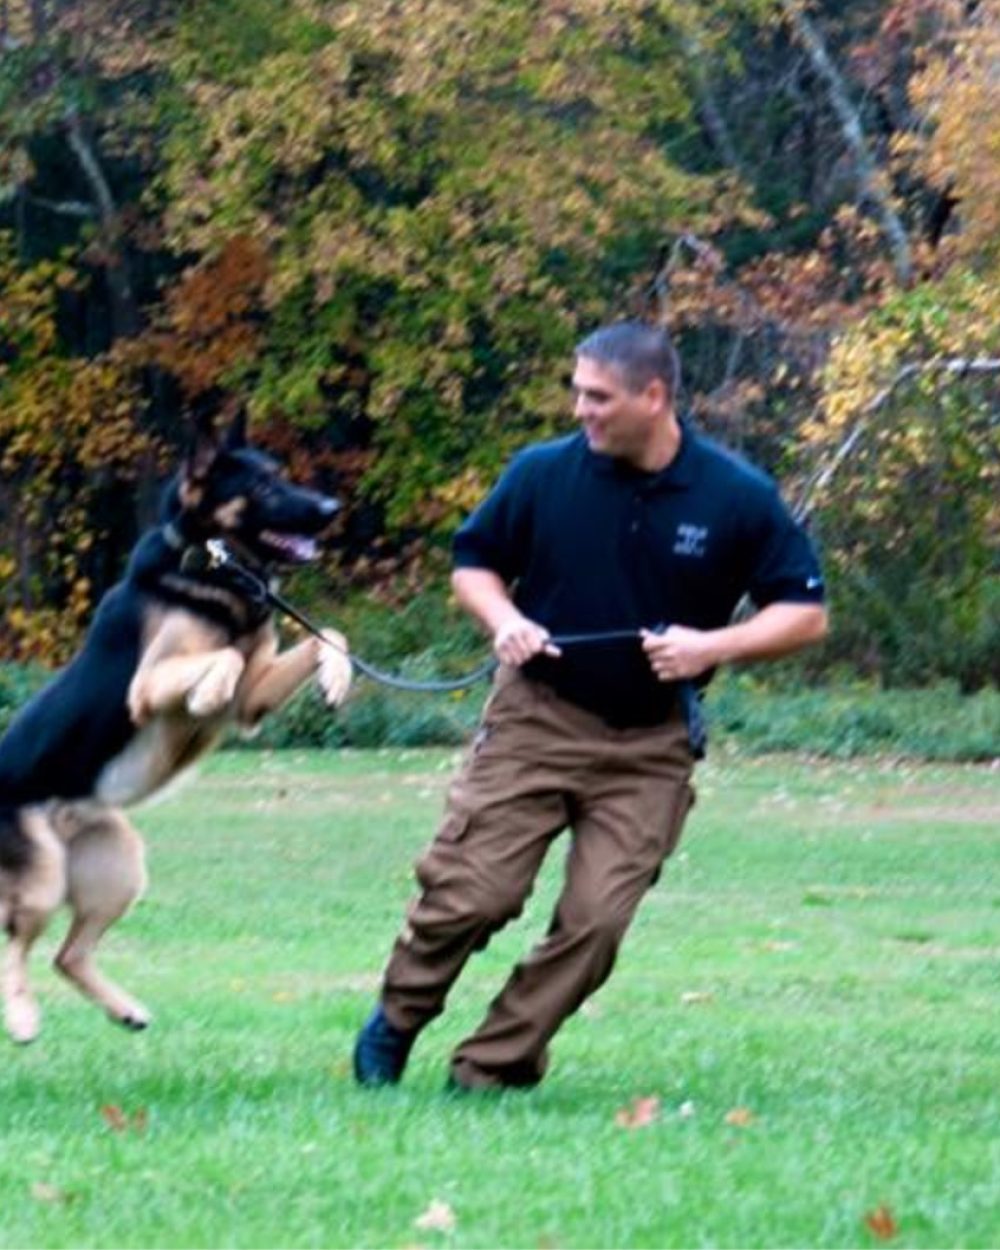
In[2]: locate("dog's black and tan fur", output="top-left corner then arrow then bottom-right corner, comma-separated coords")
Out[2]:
0,415 -> 351,1043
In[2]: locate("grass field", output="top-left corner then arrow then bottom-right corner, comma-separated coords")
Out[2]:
1,747 -> 998,1249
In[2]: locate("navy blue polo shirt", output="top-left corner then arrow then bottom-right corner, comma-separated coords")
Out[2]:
453,422 -> 825,728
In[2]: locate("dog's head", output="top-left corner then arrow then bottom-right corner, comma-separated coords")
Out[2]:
169,412 -> 339,568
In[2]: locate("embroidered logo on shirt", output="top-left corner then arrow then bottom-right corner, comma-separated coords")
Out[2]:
674,523 -> 709,557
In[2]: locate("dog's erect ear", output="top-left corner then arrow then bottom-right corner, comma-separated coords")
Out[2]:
182,425 -> 219,499
222,409 -> 248,452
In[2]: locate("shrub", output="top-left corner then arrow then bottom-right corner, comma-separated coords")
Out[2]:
0,661 -> 50,733
707,672 -> 1000,762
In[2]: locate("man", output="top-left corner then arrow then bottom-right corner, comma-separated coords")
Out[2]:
354,320 -> 828,1091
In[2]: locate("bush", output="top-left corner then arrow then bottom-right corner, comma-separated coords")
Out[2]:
0,595 -> 995,761
708,671 -> 1000,761
239,681 -> 485,750
0,661 -> 50,733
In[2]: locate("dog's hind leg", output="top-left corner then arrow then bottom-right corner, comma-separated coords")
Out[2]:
2,812 -> 66,1044
55,806 -> 151,1031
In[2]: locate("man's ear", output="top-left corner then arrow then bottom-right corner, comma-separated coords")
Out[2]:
645,375 -> 669,412
222,408 -> 248,451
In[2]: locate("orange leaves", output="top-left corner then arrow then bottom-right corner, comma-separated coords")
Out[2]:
614,1095 -> 661,1129
864,1204 -> 900,1240
614,1095 -> 760,1131
141,236 -> 268,399
100,1103 -> 149,1134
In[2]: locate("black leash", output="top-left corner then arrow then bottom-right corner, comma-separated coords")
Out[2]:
201,540 -> 706,755
201,543 -> 650,688
199,540 -> 488,692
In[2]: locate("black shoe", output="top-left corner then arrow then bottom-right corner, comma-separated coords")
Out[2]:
446,1059 -> 543,1092
353,1005 -> 416,1086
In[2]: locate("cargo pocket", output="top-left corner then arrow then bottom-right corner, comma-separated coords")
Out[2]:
649,782 -> 696,887
437,809 -> 471,844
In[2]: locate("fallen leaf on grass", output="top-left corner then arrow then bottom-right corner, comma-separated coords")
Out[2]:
864,1205 -> 899,1240
680,990 -> 714,1005
30,1181 -> 71,1205
414,1199 -> 456,1233
100,1104 -> 148,1134
614,1095 -> 661,1129
724,1106 -> 755,1127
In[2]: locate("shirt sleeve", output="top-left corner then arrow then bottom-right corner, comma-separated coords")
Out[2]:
744,483 -> 826,608
452,451 -> 533,582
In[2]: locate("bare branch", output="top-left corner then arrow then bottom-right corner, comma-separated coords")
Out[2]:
64,106 -> 140,337
780,1 -> 913,286
681,32 -> 745,176
27,194 -> 97,218
795,357 -> 1000,521
64,107 -> 119,224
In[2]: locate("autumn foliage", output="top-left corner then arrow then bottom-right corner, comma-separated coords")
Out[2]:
0,0 -> 997,683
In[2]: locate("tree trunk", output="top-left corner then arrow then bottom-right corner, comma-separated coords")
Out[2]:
781,2 -> 913,286
64,107 -> 141,339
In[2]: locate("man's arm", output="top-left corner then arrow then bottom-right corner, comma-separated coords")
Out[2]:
451,567 -> 562,667
641,602 -> 829,683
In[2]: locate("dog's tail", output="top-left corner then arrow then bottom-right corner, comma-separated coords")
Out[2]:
0,804 -> 32,874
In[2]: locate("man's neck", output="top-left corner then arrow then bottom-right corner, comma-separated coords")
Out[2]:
630,412 -> 682,473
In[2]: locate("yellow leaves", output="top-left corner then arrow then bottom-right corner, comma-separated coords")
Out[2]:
906,2 -> 1000,265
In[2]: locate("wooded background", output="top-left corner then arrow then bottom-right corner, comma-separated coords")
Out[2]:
1,0 -> 997,689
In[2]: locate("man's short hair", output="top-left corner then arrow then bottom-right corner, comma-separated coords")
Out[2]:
575,321 -> 681,399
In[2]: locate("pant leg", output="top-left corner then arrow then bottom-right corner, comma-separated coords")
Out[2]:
381,668 -> 571,1033
450,695 -> 694,1087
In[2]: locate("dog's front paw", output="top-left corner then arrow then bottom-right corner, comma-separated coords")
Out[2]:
186,648 -> 245,718
317,630 -> 352,707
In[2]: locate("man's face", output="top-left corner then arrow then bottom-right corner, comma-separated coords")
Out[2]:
571,355 -> 665,464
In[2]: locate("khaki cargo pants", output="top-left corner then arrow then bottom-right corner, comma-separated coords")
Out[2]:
380,665 -> 696,1087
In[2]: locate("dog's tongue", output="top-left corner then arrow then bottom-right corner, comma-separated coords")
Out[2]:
261,531 -> 318,562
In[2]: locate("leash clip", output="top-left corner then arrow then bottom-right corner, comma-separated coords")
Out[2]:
205,539 -> 232,570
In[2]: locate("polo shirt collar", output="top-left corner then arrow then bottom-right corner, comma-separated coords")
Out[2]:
585,416 -> 699,490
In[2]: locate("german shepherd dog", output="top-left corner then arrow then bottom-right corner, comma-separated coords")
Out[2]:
0,414 -> 351,1043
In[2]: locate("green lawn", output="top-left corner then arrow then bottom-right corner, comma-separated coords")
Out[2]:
1,748 -> 998,1249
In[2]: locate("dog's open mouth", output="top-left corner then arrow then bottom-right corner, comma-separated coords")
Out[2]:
258,531 -> 320,564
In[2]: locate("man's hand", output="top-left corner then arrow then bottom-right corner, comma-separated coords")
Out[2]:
642,604 -> 828,683
641,625 -> 718,682
493,614 -> 562,667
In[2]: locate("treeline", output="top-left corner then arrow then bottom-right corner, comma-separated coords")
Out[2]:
0,0 -> 997,689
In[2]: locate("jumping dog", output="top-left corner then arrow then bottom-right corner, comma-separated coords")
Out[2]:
0,414 -> 352,1042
